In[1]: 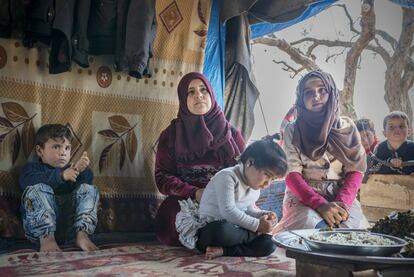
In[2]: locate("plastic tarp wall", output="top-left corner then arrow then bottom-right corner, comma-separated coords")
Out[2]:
203,0 -> 338,108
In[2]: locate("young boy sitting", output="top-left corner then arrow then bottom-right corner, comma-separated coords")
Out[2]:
355,118 -> 379,154
20,124 -> 99,252
373,111 -> 414,175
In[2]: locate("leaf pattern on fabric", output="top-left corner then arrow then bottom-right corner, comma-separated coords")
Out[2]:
0,116 -> 13,131
197,0 -> 207,25
11,130 -> 20,164
109,115 -> 131,133
126,131 -> 137,162
99,143 -> 114,173
98,115 -> 138,173
22,120 -> 35,158
0,102 -> 37,164
119,139 -> 126,170
0,133 -> 6,143
2,102 -> 30,123
193,29 -> 207,37
98,129 -> 119,142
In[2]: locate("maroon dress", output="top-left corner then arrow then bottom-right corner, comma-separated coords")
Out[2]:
153,72 -> 245,246
154,125 -> 245,245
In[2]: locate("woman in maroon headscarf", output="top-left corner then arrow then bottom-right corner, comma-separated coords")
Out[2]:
273,70 -> 369,233
154,72 -> 245,246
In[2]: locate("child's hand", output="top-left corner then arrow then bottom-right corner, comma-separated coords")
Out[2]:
73,152 -> 90,172
257,215 -> 274,234
316,202 -> 349,227
62,167 -> 79,182
390,158 -> 403,168
265,211 -> 278,227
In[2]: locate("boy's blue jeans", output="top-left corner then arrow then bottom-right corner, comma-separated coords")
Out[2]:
21,183 -> 99,243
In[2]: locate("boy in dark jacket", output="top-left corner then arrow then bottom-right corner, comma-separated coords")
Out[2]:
20,124 -> 99,252
373,111 -> 414,175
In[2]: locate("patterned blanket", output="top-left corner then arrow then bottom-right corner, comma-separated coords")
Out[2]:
0,0 -> 213,237
0,242 -> 295,276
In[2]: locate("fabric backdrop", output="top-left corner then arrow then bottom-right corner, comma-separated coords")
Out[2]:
0,0 -> 213,238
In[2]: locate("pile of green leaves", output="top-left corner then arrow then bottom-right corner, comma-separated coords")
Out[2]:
371,210 -> 414,239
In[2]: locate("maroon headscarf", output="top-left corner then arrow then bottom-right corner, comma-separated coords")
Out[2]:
169,72 -> 241,162
292,70 -> 366,172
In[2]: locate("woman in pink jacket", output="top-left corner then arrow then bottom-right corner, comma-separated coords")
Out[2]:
274,70 -> 369,232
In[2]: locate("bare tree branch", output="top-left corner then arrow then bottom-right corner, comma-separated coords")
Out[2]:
375,29 -> 398,50
333,4 -> 360,34
333,2 -> 397,50
273,60 -> 305,78
384,7 -> 414,130
290,37 -> 392,66
254,36 -> 319,71
341,0 -> 376,118
402,61 -> 414,93
326,48 -> 346,63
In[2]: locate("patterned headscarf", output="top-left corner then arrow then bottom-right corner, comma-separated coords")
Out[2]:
170,72 -> 242,162
292,70 -> 366,172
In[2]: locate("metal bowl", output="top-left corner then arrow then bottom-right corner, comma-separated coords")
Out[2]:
273,229 -> 408,256
304,230 -> 407,256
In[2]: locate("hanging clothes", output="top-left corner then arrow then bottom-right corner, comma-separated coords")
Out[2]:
23,0 -> 156,78
224,14 -> 259,140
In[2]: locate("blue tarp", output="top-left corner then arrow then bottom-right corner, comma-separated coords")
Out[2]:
250,0 -> 338,40
203,0 -> 225,108
203,0 -> 411,108
389,0 -> 414,9
203,0 -> 338,108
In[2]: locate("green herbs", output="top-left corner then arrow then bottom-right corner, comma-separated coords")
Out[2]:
371,210 -> 414,239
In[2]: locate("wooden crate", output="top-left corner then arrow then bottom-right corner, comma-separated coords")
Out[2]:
360,174 -> 414,222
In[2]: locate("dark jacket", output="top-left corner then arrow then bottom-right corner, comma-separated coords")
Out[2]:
0,0 -> 26,38
23,0 -> 76,74
20,161 -> 94,195
373,140 -> 414,175
87,0 -> 156,78
23,0 -> 156,77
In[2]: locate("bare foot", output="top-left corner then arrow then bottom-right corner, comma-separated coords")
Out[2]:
39,234 -> 62,252
205,246 -> 224,259
76,231 -> 99,251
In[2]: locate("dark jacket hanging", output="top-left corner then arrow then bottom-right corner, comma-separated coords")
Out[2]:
23,0 -> 156,77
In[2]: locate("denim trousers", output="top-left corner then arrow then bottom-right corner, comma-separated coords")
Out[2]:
21,183 -> 99,243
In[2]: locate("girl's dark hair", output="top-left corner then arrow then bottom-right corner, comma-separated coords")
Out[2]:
35,124 -> 72,147
240,139 -> 288,177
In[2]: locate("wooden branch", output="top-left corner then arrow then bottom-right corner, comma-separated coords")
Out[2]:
389,8 -> 414,70
375,29 -> 398,50
383,7 -> 414,124
291,37 -> 391,66
272,60 -> 305,78
341,0 -> 376,119
325,48 -> 346,63
367,46 -> 391,65
402,61 -> 414,93
334,4 -> 360,34
254,37 -> 319,71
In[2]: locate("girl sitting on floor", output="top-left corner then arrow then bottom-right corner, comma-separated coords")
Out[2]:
176,139 -> 288,259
